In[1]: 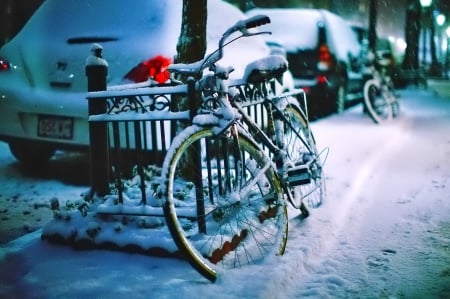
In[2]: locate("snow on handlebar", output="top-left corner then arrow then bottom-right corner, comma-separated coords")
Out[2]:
223,14 -> 271,37
168,15 -> 271,77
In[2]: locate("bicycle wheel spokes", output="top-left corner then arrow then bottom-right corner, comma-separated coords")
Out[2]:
391,96 -> 400,118
364,82 -> 393,123
163,126 -> 287,281
282,103 -> 325,208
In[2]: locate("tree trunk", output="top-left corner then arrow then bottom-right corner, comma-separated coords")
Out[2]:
173,0 -> 207,114
368,0 -> 377,53
402,0 -> 421,71
173,0 -> 207,182
175,0 -> 207,65
428,8 -> 441,77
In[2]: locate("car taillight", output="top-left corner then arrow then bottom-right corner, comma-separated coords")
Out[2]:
124,55 -> 172,84
301,86 -> 311,94
317,75 -> 328,84
317,44 -> 333,71
0,57 -> 11,71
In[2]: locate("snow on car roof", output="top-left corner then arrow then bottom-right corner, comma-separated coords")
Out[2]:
19,0 -> 173,38
247,8 -> 361,60
247,8 -> 322,51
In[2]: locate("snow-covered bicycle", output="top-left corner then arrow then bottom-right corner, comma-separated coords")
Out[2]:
160,15 -> 326,281
363,52 -> 400,123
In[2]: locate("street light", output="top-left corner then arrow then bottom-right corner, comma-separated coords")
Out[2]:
420,0 -> 432,8
436,14 -> 445,27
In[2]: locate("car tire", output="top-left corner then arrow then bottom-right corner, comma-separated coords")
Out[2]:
334,84 -> 346,113
9,141 -> 56,165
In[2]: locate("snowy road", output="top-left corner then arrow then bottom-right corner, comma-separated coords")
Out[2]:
1,87 -> 449,298
285,88 -> 450,298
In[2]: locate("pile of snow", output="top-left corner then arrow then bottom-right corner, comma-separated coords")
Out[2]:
41,166 -> 179,255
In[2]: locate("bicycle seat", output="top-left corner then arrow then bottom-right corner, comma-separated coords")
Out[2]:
376,58 -> 391,67
243,55 -> 288,84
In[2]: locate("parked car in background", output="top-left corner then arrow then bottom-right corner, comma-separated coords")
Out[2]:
0,0 -> 292,165
247,8 -> 366,116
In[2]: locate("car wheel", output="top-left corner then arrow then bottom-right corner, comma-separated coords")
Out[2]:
334,85 -> 346,113
9,141 -> 56,165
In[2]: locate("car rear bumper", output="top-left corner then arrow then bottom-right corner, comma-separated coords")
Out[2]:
0,87 -> 90,147
0,86 -> 173,152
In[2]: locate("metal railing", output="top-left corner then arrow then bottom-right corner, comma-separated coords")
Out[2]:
86,81 -> 192,204
85,51 -> 286,210
86,82 -> 280,208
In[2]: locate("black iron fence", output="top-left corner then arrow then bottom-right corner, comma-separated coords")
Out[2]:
85,54 -> 278,206
86,82 -> 192,202
86,86 -> 278,203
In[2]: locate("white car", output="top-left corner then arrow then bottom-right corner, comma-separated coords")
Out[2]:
0,0 -> 292,165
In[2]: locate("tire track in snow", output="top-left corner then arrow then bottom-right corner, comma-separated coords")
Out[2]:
319,124 -> 408,258
263,124 -> 410,298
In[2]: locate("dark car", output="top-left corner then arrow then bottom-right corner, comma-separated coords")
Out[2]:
247,8 -> 366,116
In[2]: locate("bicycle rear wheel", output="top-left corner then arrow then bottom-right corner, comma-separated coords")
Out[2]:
392,99 -> 400,118
162,125 -> 288,282
281,101 -> 325,209
363,79 -> 393,123
388,79 -> 400,118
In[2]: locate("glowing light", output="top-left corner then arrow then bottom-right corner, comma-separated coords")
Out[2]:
420,0 -> 432,8
436,14 -> 446,26
396,38 -> 407,52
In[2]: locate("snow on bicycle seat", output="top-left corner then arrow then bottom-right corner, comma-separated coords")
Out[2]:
376,58 -> 391,67
243,54 -> 288,84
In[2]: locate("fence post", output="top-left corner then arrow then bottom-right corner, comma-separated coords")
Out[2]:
85,43 -> 109,197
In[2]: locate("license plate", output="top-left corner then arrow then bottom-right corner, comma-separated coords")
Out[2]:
38,115 -> 74,140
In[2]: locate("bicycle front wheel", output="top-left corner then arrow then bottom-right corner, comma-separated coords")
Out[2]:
282,102 -> 325,209
162,125 -> 288,282
363,79 -> 393,123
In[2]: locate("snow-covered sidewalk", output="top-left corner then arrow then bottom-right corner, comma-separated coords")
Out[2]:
1,88 -> 449,298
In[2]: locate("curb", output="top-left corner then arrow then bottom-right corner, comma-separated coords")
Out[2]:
427,79 -> 450,98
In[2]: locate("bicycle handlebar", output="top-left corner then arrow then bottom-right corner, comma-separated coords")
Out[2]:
223,15 -> 271,37
168,15 -> 271,78
245,15 -> 271,29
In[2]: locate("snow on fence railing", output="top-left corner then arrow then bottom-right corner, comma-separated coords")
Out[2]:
85,45 -> 277,210
86,83 -> 192,204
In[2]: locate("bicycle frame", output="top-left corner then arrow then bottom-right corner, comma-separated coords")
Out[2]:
233,85 -> 318,210
192,71 -> 320,213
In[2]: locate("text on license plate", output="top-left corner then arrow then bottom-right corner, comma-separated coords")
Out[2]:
38,115 -> 74,140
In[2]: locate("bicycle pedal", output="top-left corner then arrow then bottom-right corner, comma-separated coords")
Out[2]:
287,164 -> 311,186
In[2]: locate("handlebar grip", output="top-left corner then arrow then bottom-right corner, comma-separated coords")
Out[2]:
244,15 -> 271,29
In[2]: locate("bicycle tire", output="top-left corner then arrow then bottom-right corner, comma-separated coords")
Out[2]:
363,79 -> 393,123
162,125 -> 288,282
392,99 -> 400,118
281,101 -> 325,209
386,78 -> 400,118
